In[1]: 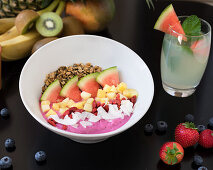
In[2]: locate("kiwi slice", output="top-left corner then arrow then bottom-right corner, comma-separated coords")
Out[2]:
62,16 -> 84,37
15,10 -> 39,34
36,12 -> 63,37
32,37 -> 58,54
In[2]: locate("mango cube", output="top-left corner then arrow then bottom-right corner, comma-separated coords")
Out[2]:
59,107 -> 69,114
97,89 -> 106,98
59,98 -> 69,108
73,101 -> 85,109
110,85 -> 117,93
45,109 -> 57,117
100,98 -> 109,104
123,89 -> 138,98
84,103 -> 93,112
41,100 -> 50,105
117,82 -> 127,93
41,105 -> 50,112
103,84 -> 112,92
86,98 -> 94,105
67,99 -> 75,108
81,91 -> 92,100
52,103 -> 60,111
106,92 -> 116,99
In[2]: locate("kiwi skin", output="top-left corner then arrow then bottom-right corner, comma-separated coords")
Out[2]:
15,10 -> 39,34
61,16 -> 84,37
32,37 -> 58,54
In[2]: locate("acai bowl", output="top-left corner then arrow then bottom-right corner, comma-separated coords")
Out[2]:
19,35 -> 154,143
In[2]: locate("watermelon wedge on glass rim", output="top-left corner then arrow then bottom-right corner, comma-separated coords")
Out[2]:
154,4 -> 186,41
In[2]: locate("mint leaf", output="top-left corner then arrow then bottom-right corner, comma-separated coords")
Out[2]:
182,15 -> 201,36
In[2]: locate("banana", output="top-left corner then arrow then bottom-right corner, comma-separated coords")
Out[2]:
0,30 -> 42,61
0,18 -> 15,34
0,27 -> 19,42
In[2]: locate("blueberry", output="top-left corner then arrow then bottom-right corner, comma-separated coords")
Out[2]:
193,155 -> 203,166
198,166 -> 208,170
157,121 -> 168,132
0,108 -> 9,118
208,117 -> 213,129
144,124 -> 154,133
197,125 -> 206,133
0,156 -> 12,169
5,138 -> 15,149
185,114 -> 194,122
35,151 -> 47,162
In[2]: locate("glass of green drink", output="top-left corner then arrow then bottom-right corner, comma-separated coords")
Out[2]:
161,16 -> 211,97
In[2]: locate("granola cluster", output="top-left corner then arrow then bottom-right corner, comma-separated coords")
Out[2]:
42,63 -> 102,93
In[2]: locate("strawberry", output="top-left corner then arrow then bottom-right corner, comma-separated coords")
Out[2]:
159,142 -> 184,165
199,129 -> 213,148
175,122 -> 199,148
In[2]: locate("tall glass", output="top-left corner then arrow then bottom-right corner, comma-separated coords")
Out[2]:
161,16 -> 211,97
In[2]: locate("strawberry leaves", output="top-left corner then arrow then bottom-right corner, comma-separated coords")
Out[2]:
164,143 -> 183,165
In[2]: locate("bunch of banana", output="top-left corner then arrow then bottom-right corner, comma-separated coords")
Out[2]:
0,0 -> 60,61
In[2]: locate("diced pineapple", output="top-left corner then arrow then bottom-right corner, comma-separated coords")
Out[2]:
106,92 -> 116,99
67,99 -> 75,108
84,103 -> 93,112
117,82 -> 127,93
81,91 -> 92,100
100,98 -> 109,104
41,100 -> 50,105
59,98 -> 69,108
41,105 -> 50,112
97,89 -> 106,98
86,98 -> 94,104
73,101 -> 85,109
103,84 -> 112,92
95,97 -> 101,102
45,109 -> 57,117
52,103 -> 60,111
110,85 -> 117,93
123,89 -> 138,98
119,93 -> 127,100
59,107 -> 69,114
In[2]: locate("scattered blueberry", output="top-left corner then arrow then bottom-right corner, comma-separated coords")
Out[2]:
157,121 -> 168,132
197,125 -> 206,133
0,156 -> 12,169
185,114 -> 194,122
208,117 -> 213,129
144,124 -> 154,133
193,155 -> 203,166
35,151 -> 47,162
198,166 -> 208,170
5,138 -> 15,149
0,108 -> 9,118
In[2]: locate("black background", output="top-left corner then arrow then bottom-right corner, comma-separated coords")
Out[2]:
0,0 -> 213,170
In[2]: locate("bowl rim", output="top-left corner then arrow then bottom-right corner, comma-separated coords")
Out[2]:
19,35 -> 154,138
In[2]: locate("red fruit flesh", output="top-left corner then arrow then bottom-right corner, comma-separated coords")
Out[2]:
159,142 -> 184,165
175,122 -> 199,148
199,129 -> 213,148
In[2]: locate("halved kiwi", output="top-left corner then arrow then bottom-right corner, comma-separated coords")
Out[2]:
15,10 -> 39,34
36,12 -> 63,37
62,16 -> 84,37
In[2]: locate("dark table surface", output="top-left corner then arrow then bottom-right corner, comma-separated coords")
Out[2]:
0,0 -> 213,170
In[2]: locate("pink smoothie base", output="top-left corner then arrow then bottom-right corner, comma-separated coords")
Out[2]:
41,104 -> 132,134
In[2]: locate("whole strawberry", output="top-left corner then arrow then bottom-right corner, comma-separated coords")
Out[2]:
175,122 -> 199,148
159,142 -> 184,165
199,129 -> 213,148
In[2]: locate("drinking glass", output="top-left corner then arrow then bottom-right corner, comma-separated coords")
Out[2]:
161,16 -> 211,97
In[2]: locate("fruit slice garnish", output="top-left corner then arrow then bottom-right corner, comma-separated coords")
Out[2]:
154,4 -> 185,40
60,76 -> 82,102
96,66 -> 119,87
78,72 -> 100,98
41,79 -> 61,103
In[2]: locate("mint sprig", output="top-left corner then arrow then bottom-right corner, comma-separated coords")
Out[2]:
182,15 -> 201,36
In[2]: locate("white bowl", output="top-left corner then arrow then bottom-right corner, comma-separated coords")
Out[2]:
19,35 -> 154,143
